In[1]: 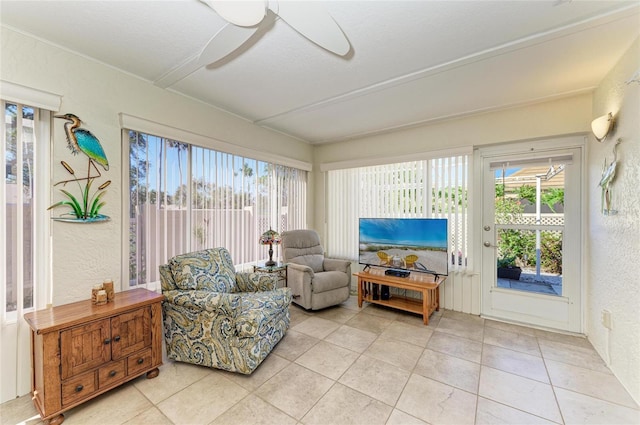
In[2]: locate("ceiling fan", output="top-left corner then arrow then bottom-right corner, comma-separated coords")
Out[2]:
154,0 -> 351,88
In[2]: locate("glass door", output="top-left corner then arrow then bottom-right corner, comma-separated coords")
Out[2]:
481,145 -> 582,332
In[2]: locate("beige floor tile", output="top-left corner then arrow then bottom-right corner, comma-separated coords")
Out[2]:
271,329 -> 320,361
63,383 -> 152,425
478,366 -> 561,423
395,310 -> 439,328
443,310 -> 485,325
435,317 -> 484,342
534,328 -> 593,349
311,306 -> 358,324
134,360 -> 212,404
481,344 -> 549,383
291,316 -> 341,339
555,387 -> 640,424
210,394 -> 297,425
339,355 -> 411,406
414,348 -> 480,393
361,304 -> 401,320
289,306 -> 312,328
538,339 -> 610,374
295,341 -> 359,380
483,326 -> 541,357
483,319 -> 538,337
4,296 -> 639,425
302,383 -> 392,425
225,353 -> 290,391
122,407 -> 173,425
385,409 -> 428,425
345,312 -> 393,334
546,359 -> 639,409
364,338 -> 424,371
426,331 -> 483,363
324,324 -> 378,353
379,321 -> 434,347
475,397 -> 557,425
397,374 -> 477,425
254,363 -> 333,420
0,393 -> 43,425
157,373 -> 248,425
338,295 -> 362,311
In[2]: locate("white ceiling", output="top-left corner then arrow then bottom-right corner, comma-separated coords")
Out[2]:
1,1 -> 639,144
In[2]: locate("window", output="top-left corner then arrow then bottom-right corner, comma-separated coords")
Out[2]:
2,102 -> 36,318
326,154 -> 470,271
128,130 -> 307,287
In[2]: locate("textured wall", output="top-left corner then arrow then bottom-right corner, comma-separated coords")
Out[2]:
1,27 -> 313,306
588,37 -> 640,404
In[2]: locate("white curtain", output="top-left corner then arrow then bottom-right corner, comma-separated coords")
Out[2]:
326,154 -> 470,273
128,131 -> 307,287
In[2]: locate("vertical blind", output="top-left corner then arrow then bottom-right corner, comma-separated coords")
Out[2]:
326,154 -> 470,272
128,130 -> 307,287
1,101 -> 37,320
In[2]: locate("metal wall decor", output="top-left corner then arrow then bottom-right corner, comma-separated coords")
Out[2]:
48,113 -> 111,222
598,138 -> 622,216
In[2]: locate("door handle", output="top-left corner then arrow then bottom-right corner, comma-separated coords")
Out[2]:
483,241 -> 497,248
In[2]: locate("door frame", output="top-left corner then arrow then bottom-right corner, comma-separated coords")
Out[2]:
476,136 -> 586,333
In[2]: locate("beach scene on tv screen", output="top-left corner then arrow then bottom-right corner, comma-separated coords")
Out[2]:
359,218 -> 448,276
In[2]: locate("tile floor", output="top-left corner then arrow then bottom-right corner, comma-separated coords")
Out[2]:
2,296 -> 639,425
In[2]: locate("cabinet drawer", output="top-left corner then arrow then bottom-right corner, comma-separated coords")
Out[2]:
127,348 -> 152,376
99,360 -> 126,389
62,371 -> 97,406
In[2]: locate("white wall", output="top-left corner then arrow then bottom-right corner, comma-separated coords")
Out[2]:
587,37 -> 640,404
1,27 -> 314,306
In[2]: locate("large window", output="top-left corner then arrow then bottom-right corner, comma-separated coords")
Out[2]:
2,102 -> 36,318
128,130 -> 307,287
326,154 -> 470,272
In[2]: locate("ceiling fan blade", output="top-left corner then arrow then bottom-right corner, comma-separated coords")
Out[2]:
276,2 -> 350,56
199,0 -> 267,27
197,23 -> 258,66
154,23 -> 258,88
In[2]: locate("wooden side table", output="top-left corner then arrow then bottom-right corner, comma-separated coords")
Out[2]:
354,269 -> 444,325
253,262 -> 288,288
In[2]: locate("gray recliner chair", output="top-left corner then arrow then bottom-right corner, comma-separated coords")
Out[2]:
281,229 -> 351,310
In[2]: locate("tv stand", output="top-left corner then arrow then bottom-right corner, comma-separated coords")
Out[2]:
355,269 -> 444,325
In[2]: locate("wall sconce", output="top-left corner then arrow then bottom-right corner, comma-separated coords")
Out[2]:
591,113 -> 614,142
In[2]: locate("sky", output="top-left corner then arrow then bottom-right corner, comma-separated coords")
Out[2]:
359,218 -> 448,249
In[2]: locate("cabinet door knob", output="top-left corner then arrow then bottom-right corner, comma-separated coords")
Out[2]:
104,338 -> 111,345
137,358 -> 144,365
113,335 -> 121,342
109,370 -> 117,377
75,385 -> 83,392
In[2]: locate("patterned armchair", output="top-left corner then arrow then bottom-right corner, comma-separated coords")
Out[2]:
160,248 -> 292,374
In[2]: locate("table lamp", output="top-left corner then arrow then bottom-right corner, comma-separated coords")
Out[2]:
259,228 -> 281,266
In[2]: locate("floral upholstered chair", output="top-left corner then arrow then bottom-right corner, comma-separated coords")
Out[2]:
160,247 -> 292,374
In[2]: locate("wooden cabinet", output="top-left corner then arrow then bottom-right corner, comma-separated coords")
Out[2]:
24,288 -> 163,425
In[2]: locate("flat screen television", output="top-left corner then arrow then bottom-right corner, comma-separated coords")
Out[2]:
359,218 -> 448,277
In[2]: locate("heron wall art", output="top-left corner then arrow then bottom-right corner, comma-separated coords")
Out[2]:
48,113 -> 111,222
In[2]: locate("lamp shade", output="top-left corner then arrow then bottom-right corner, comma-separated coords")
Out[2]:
591,113 -> 614,142
259,229 -> 281,245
